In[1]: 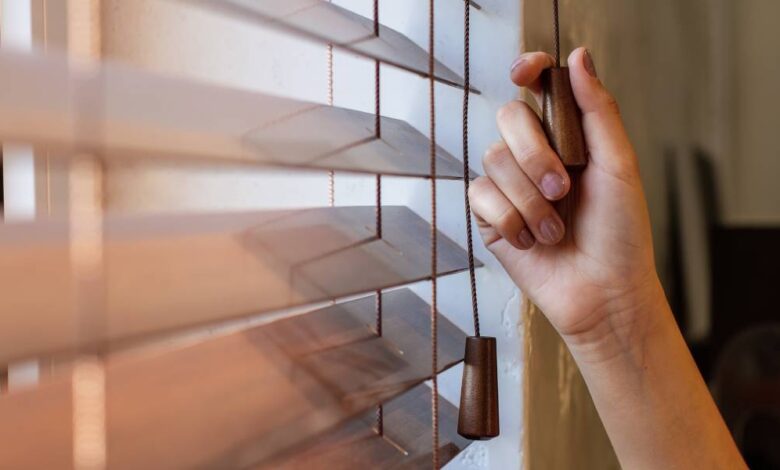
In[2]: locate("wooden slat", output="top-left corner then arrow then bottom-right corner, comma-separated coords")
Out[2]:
0,206 -> 479,363
0,49 -> 474,179
266,384 -> 470,469
184,0 -> 479,93
0,289 -> 465,469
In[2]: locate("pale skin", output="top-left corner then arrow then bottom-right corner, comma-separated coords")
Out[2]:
471,47 -> 747,469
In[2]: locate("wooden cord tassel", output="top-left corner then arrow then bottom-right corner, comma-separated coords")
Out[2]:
541,67 -> 587,171
457,1 -> 500,442
457,336 -> 500,439
542,0 -> 587,235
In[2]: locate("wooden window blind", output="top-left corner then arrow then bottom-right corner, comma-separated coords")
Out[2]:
0,0 -> 485,468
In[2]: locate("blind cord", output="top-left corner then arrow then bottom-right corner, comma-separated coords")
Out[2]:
374,59 -> 382,239
326,0 -> 335,206
373,0 -> 385,438
553,0 -> 560,67
462,0 -> 480,338
428,0 -> 440,467
326,42 -> 335,206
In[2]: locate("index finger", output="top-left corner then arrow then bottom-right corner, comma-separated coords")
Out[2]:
509,52 -> 556,106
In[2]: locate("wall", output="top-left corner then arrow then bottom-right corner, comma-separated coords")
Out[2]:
97,0 -> 525,468
523,302 -> 617,469
730,0 -> 780,225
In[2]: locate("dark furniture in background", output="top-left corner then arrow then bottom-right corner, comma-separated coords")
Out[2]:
667,150 -> 780,469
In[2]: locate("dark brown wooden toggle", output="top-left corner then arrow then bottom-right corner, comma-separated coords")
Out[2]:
541,67 -> 587,170
457,336 -> 499,440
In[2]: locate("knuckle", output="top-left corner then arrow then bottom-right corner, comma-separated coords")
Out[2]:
602,93 -> 621,116
468,176 -> 490,200
517,188 -> 546,212
486,141 -> 506,155
496,100 -> 525,126
517,187 -> 550,219
495,206 -> 522,235
609,161 -> 640,187
514,143 -> 550,166
482,145 -> 511,170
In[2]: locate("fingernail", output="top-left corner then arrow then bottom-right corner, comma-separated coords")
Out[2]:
540,217 -> 564,244
510,57 -> 526,72
540,172 -> 566,199
583,49 -> 598,78
517,228 -> 536,249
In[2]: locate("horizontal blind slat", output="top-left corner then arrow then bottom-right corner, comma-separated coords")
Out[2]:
266,384 -> 470,470
0,49 -> 475,179
0,206 -> 480,363
0,289 -> 465,469
183,0 -> 480,93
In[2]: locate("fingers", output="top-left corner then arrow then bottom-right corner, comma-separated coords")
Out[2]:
496,100 -> 570,201
566,47 -> 639,180
469,176 -> 536,250
481,142 -> 565,245
509,52 -> 555,105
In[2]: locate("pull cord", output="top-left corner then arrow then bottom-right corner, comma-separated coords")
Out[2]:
462,0 -> 480,338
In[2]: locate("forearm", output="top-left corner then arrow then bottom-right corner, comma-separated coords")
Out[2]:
562,278 -> 747,470
480,47 -> 746,468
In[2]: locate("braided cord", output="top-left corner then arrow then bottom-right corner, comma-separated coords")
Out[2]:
373,0 -> 384,438
428,0 -> 440,467
553,0 -> 560,66
462,0 -> 480,337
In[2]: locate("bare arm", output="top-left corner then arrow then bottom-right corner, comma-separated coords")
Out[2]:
470,47 -> 746,469
565,279 -> 744,469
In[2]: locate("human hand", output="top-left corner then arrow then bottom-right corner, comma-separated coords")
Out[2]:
470,47 -> 663,353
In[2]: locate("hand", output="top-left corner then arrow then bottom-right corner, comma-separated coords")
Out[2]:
472,48 -> 747,469
470,48 -> 662,352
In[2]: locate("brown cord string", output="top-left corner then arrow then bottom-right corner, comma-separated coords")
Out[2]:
327,42 -> 335,206
375,290 -> 383,435
375,57 -> 382,239
327,44 -> 334,107
373,0 -> 385,438
327,0 -> 335,206
328,44 -> 336,207
553,0 -> 560,67
428,0 -> 440,467
462,0 -> 480,338
373,0 -> 380,36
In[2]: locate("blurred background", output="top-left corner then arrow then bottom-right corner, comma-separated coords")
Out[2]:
526,1 -> 780,468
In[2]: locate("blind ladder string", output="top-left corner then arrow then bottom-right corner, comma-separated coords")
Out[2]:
326,0 -> 335,206
373,0 -> 385,437
428,0 -> 440,467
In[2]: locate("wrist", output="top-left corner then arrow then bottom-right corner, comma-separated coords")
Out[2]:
560,272 -> 669,368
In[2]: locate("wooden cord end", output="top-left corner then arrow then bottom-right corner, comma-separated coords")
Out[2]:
457,336 -> 499,440
541,66 -> 587,170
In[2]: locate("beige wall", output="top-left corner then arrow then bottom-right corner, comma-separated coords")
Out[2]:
731,0 -> 780,225
523,302 -> 618,469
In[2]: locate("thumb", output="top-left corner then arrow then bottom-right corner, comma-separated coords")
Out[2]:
567,47 -> 636,176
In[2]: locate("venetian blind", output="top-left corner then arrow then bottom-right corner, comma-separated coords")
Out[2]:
0,0 -> 488,468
